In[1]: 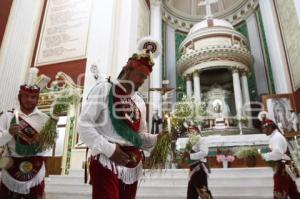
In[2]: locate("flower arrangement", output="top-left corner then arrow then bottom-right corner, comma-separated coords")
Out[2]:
216,148 -> 235,168
216,154 -> 235,163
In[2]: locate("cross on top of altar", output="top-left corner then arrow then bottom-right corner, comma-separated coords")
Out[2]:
198,0 -> 219,18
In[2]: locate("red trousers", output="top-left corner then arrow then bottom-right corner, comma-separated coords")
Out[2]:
89,157 -> 138,199
0,180 -> 45,199
273,164 -> 300,199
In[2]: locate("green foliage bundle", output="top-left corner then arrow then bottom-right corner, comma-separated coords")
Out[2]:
145,133 -> 172,169
37,89 -> 80,151
234,147 -> 259,159
171,97 -> 206,136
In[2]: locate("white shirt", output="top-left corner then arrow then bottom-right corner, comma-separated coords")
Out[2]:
262,129 -> 290,161
77,82 -> 157,158
189,137 -> 208,162
0,108 -> 49,157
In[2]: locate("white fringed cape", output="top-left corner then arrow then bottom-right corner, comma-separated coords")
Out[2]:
98,154 -> 143,184
1,163 -> 45,194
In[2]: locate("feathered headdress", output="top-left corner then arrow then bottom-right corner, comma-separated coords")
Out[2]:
126,36 -> 161,75
20,68 -> 50,95
257,111 -> 270,122
262,119 -> 276,128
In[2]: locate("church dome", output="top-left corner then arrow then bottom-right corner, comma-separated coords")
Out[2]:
177,17 -> 253,76
189,18 -> 234,34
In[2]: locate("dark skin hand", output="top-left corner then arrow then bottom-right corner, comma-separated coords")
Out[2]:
8,124 -> 20,136
110,144 -> 130,166
109,131 -> 166,166
183,151 -> 190,158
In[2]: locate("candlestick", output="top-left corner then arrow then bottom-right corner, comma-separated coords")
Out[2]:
14,110 -> 19,125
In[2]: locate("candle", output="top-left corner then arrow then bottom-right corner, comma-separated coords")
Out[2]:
167,116 -> 171,134
14,110 -> 19,125
295,136 -> 298,148
257,149 -> 261,154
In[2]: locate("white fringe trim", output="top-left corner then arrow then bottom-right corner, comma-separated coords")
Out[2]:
99,155 -> 143,184
1,163 -> 45,194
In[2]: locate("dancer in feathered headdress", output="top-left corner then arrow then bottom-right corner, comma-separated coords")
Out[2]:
260,118 -> 300,198
0,67 -> 52,198
77,37 -> 167,199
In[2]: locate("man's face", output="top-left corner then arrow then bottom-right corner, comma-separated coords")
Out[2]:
19,92 -> 39,112
262,126 -> 273,135
125,67 -> 148,90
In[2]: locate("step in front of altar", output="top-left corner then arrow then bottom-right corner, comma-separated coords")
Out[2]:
45,167 -> 286,199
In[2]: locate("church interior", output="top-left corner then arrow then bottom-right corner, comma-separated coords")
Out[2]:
1,0 -> 300,198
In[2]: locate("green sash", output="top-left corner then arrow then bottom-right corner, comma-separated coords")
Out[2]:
108,85 -> 143,148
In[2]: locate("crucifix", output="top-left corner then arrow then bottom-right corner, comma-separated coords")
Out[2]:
198,0 -> 219,18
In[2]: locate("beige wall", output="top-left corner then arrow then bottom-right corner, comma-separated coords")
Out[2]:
136,0 -> 150,97
275,0 -> 300,90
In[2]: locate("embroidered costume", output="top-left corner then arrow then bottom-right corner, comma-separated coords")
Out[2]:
187,137 -> 213,199
0,108 -> 49,199
261,119 -> 300,199
77,37 -> 161,199
0,68 -> 51,199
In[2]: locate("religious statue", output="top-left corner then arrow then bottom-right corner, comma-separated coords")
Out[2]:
151,111 -> 162,134
213,102 -> 222,113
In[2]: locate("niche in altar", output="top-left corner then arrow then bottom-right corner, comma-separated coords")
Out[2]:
203,84 -> 233,130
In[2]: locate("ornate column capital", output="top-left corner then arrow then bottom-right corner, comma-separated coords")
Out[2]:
150,0 -> 162,6
231,66 -> 240,74
240,69 -> 249,76
192,70 -> 200,76
184,74 -> 192,81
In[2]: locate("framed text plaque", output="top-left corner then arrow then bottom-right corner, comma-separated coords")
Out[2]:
35,0 -> 91,66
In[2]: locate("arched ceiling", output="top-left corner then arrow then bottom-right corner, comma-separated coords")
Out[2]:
162,0 -> 259,32
165,0 -> 245,17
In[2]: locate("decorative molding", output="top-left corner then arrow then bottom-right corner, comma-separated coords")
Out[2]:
38,72 -> 83,112
179,27 -> 248,50
177,45 -> 253,75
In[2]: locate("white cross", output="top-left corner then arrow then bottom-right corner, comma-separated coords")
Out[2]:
198,0 -> 219,18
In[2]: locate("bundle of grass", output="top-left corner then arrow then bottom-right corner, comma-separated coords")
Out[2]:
145,132 -> 172,169
37,89 -> 80,151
